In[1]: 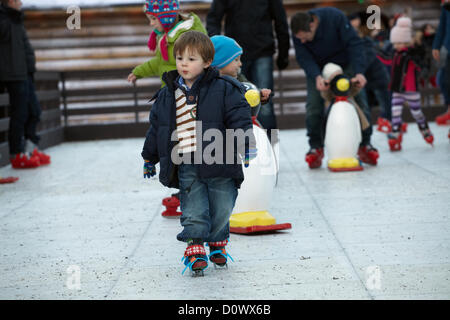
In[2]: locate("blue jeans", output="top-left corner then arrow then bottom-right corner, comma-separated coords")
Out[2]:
373,88 -> 392,120
437,55 -> 450,105
0,75 -> 41,155
176,164 -> 238,243
241,56 -> 277,131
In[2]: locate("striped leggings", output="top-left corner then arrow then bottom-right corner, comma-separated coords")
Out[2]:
391,91 -> 426,131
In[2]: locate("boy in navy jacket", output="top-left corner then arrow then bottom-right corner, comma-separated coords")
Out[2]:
141,31 -> 256,276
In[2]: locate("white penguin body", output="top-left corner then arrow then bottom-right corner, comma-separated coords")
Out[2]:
232,124 -> 277,214
324,100 -> 362,163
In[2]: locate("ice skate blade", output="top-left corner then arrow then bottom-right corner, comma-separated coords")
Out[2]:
191,269 -> 204,277
213,263 -> 228,270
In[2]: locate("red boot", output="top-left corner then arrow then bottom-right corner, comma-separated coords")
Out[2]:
376,117 -> 392,133
208,239 -> 233,268
419,123 -> 434,146
31,149 -> 51,165
182,243 -> 208,276
10,153 -> 40,169
387,131 -> 402,151
401,122 -> 408,133
358,144 -> 379,165
435,109 -> 450,125
305,148 -> 324,169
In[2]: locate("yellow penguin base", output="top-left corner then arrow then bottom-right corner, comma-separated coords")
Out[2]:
327,157 -> 363,172
229,211 -> 292,234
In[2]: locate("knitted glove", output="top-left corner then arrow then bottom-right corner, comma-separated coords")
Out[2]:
244,148 -> 257,168
143,160 -> 156,178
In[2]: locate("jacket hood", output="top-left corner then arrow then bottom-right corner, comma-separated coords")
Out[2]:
167,13 -> 202,42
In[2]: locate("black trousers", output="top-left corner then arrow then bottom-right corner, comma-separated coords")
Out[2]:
0,75 -> 41,155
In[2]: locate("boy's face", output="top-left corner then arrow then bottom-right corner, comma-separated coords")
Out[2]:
146,14 -> 164,33
394,42 -> 409,51
219,55 -> 242,78
176,48 -> 211,87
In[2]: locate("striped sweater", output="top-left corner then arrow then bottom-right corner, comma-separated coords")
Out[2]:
175,88 -> 197,153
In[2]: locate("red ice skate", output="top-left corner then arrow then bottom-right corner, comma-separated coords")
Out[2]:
0,176 -> 19,184
387,131 -> 403,151
305,147 -> 324,169
376,117 -> 391,133
358,144 -> 379,165
376,118 -> 407,133
10,153 -> 40,169
31,149 -> 51,165
419,123 -> 434,146
401,122 -> 408,133
435,110 -> 450,125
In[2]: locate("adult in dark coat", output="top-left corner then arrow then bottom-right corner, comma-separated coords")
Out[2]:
206,0 -> 290,141
0,0 -> 48,168
290,7 -> 379,168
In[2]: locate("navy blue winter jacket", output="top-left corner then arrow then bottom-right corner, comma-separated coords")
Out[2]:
293,7 -> 366,79
141,67 -> 255,189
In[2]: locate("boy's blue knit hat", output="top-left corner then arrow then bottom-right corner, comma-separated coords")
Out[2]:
211,35 -> 243,69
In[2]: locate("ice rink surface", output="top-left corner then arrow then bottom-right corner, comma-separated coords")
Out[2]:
0,123 -> 449,300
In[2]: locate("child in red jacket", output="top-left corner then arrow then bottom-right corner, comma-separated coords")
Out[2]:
388,17 -> 434,151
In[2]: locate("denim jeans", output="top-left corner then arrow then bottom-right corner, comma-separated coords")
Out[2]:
1,75 -> 41,155
437,55 -> 450,105
372,88 -> 392,120
305,65 -> 373,148
241,56 -> 277,132
176,164 -> 238,243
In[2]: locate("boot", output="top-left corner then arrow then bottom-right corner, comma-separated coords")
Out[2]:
435,109 -> 450,125
376,117 -> 392,133
418,122 -> 434,146
31,148 -> 51,165
358,144 -> 379,165
387,126 -> 402,151
208,239 -> 233,268
305,147 -> 324,169
181,239 -> 208,276
10,153 -> 40,169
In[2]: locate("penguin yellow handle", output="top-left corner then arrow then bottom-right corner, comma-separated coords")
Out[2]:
244,89 -> 261,107
336,78 -> 350,92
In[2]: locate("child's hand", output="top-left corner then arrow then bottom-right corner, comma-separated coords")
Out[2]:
260,89 -> 272,103
143,160 -> 156,178
127,73 -> 137,84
